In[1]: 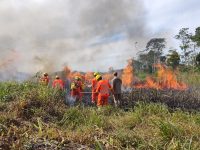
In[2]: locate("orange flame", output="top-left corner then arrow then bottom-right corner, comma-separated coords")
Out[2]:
64,66 -> 71,78
63,62 -> 187,91
134,64 -> 187,90
102,73 -> 113,81
122,59 -> 134,88
64,66 -> 94,85
84,72 -> 94,84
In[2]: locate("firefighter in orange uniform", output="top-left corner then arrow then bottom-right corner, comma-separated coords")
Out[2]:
95,75 -> 113,107
40,73 -> 49,86
70,76 -> 83,104
52,76 -> 64,90
91,72 -> 99,104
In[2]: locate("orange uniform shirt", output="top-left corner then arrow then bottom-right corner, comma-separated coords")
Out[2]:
52,79 -> 64,90
71,80 -> 83,99
40,76 -> 49,85
96,80 -> 112,97
92,78 -> 98,102
92,78 -> 98,91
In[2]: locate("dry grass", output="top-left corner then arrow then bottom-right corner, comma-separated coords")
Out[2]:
0,82 -> 200,149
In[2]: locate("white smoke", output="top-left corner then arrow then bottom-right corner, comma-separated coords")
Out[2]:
0,0 -> 149,78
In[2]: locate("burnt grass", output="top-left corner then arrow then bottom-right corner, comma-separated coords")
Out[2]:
0,82 -> 200,149
122,88 -> 200,111
79,88 -> 200,111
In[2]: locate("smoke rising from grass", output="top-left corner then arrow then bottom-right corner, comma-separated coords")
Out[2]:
0,0 -> 148,80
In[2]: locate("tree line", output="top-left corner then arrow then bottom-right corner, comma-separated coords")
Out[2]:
133,27 -> 200,73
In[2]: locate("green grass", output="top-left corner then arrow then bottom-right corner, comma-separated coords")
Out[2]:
0,82 -> 200,149
180,71 -> 200,86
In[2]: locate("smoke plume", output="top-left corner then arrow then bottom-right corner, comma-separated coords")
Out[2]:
0,0 -> 149,80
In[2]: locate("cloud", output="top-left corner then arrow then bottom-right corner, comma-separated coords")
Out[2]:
144,0 -> 200,32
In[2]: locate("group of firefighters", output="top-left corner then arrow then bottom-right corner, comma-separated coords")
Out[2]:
40,72 -> 122,107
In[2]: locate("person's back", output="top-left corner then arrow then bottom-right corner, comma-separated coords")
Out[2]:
112,77 -> 122,94
40,73 -> 49,86
112,72 -> 122,107
97,80 -> 111,97
53,76 -> 64,90
92,78 -> 98,91
71,80 -> 79,96
70,76 -> 83,103
96,75 -> 113,107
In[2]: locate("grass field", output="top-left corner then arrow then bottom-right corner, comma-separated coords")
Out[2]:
0,74 -> 200,149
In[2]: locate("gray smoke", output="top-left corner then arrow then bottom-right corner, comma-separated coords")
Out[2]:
0,0 -> 149,79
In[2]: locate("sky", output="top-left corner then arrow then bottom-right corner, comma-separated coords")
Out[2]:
0,0 -> 200,76
144,0 -> 200,33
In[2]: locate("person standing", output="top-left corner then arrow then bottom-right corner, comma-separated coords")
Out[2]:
40,73 -> 49,86
111,72 -> 122,107
70,76 -> 83,105
52,76 -> 64,90
91,72 -> 99,104
96,75 -> 113,107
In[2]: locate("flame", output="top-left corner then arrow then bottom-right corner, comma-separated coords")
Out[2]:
84,72 -> 93,84
122,59 -> 134,88
64,66 -> 71,79
63,62 -> 187,91
63,66 -> 94,86
102,73 -> 113,81
64,66 -> 83,80
134,64 -> 187,90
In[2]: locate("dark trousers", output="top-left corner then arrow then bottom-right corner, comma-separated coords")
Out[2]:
114,94 -> 122,106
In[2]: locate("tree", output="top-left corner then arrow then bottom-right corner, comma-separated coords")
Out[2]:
132,58 -> 142,72
139,53 -> 148,67
191,27 -> 200,47
146,38 -> 166,59
175,28 -> 193,65
195,52 -> 200,66
145,38 -> 166,72
160,56 -> 167,64
167,50 -> 180,69
139,50 -> 158,73
108,67 -> 114,73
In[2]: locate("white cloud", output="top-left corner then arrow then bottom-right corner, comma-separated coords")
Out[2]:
144,0 -> 200,32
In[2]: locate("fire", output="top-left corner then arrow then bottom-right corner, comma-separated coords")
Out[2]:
64,66 -> 71,79
84,72 -> 94,84
63,62 -> 187,91
64,66 -> 83,80
134,64 -> 187,90
64,66 -> 94,86
102,73 -> 113,81
122,59 -> 134,88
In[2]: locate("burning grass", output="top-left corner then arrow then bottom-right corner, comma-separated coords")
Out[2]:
134,64 -> 187,90
0,82 -> 200,149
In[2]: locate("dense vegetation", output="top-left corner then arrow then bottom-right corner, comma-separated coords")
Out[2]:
133,27 -> 200,75
0,81 -> 200,149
